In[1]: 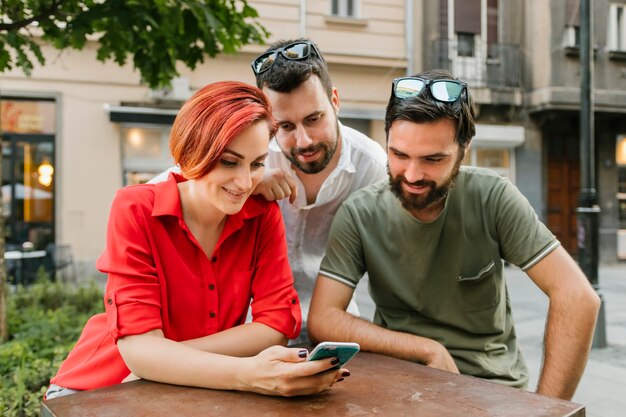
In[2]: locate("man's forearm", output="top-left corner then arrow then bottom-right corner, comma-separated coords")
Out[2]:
308,276 -> 458,373
308,305 -> 454,368
537,284 -> 600,400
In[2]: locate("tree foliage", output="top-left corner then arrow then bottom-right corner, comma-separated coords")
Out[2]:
0,0 -> 269,88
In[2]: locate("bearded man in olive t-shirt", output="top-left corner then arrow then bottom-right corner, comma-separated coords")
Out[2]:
307,69 -> 600,401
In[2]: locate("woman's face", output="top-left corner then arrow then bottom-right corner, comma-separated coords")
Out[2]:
194,121 -> 270,215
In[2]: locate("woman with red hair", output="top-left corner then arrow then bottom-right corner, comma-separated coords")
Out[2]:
46,81 -> 348,399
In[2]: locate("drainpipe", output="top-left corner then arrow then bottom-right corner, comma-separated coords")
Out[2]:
578,0 -> 606,348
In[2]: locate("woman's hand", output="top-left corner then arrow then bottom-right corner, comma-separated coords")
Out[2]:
236,345 -> 349,396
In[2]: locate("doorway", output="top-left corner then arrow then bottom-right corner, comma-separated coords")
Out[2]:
546,133 -> 580,256
2,133 -> 55,251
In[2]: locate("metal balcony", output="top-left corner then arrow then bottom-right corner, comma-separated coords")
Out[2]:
430,39 -> 522,89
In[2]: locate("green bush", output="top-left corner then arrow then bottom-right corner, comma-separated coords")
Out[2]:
0,276 -> 103,417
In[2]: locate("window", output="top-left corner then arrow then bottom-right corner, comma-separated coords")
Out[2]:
1,99 -> 56,134
564,26 -> 580,47
446,0 -> 487,85
562,0 -> 581,53
332,0 -> 358,18
462,148 -> 514,181
457,33 -> 476,57
609,4 -> 626,51
121,126 -> 173,185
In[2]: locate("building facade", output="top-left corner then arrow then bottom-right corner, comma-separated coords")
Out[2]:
1,0 -> 625,280
0,0 -> 407,277
522,0 -> 626,262
416,0 -> 626,263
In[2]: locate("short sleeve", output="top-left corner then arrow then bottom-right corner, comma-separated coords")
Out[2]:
494,180 -> 560,269
96,187 -> 162,342
249,202 -> 301,339
319,201 -> 367,288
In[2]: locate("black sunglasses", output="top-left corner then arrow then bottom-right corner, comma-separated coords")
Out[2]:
251,41 -> 321,74
392,77 -> 467,103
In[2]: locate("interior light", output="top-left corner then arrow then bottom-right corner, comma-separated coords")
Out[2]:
37,159 -> 54,187
128,128 -> 144,147
617,135 -> 626,166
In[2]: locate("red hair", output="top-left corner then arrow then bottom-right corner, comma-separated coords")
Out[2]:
170,81 -> 277,179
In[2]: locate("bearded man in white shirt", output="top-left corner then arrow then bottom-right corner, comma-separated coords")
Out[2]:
250,39 -> 387,340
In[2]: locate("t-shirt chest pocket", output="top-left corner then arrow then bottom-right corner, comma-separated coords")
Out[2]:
457,260 -> 500,311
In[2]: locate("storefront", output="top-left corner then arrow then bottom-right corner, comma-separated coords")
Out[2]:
1,98 -> 56,251
463,124 -> 525,182
106,105 -> 177,185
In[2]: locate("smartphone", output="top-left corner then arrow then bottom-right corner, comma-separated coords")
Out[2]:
306,341 -> 360,368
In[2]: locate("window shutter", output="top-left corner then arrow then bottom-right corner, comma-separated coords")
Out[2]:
455,0 -> 481,34
566,0 -> 580,27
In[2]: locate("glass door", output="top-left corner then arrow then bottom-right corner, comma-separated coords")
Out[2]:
2,134 -> 55,250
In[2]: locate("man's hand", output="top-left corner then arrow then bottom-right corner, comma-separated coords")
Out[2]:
253,168 -> 298,203
422,339 -> 459,373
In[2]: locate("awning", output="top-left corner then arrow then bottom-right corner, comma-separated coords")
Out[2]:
473,124 -> 525,148
104,104 -> 179,125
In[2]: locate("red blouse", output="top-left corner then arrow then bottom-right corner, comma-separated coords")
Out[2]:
51,173 -> 301,390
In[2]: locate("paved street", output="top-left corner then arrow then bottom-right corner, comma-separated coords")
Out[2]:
353,264 -> 626,417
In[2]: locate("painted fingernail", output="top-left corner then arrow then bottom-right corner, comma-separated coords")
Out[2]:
337,378 -> 345,382
298,349 -> 308,358
342,371 -> 350,377
331,358 -> 340,365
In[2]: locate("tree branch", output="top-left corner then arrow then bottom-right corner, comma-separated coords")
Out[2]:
0,0 -> 64,32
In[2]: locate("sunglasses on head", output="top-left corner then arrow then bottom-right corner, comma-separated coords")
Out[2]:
251,41 -> 321,74
392,77 -> 467,103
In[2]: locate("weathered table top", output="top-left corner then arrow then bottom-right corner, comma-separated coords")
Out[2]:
41,351 -> 585,417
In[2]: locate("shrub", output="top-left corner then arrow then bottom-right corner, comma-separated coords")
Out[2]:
0,276 -> 103,417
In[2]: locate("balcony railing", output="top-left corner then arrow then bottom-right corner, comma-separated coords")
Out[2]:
430,39 -> 522,89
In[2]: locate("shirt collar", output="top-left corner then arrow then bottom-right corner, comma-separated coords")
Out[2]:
151,171 -> 266,224
336,122 -> 356,174
152,172 -> 185,217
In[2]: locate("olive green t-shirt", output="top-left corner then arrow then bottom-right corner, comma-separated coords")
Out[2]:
319,166 -> 559,388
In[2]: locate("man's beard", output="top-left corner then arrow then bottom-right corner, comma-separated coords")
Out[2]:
388,158 -> 462,213
285,123 -> 340,174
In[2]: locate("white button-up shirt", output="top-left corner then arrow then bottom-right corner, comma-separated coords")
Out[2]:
267,124 -> 387,320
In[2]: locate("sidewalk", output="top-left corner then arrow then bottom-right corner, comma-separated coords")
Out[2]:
352,264 -> 626,417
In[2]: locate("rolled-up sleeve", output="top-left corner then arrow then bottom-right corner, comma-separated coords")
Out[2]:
250,202 -> 301,339
96,188 -> 162,342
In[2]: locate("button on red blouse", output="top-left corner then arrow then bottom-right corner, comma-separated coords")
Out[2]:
51,173 -> 301,390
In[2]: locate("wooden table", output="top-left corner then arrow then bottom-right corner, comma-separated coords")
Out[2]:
41,351 -> 585,417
